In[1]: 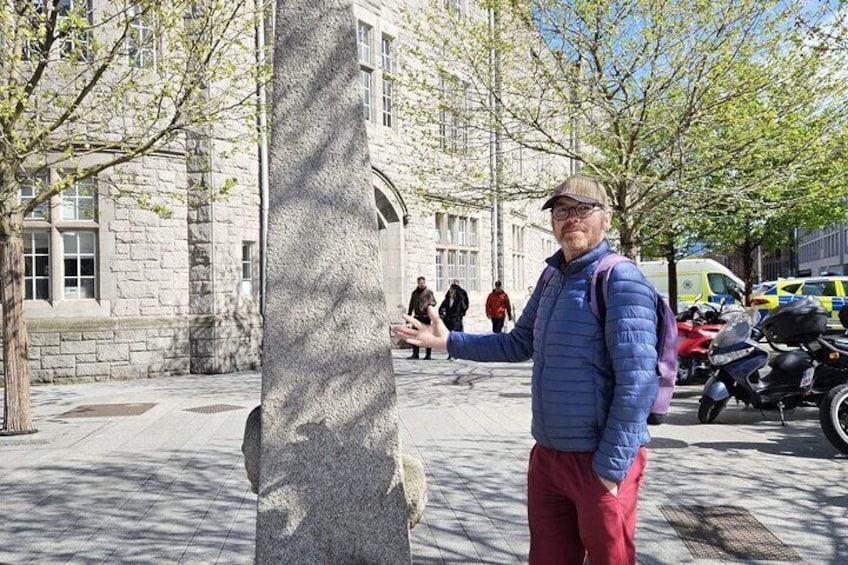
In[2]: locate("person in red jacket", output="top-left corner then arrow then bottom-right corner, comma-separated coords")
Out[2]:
485,281 -> 513,333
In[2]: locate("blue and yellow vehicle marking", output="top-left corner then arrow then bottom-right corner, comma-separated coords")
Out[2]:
755,285 -> 848,330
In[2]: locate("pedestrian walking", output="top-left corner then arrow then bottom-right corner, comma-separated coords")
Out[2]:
395,174 -> 659,565
406,276 -> 436,360
439,284 -> 468,360
485,281 -> 513,333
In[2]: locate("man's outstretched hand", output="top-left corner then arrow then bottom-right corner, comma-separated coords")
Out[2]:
395,306 -> 450,351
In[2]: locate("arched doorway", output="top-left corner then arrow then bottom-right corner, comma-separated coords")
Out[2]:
373,168 -> 407,321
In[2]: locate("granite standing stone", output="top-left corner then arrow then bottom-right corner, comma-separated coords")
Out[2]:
255,0 -> 412,563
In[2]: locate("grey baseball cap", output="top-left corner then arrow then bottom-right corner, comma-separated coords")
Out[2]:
542,175 -> 608,210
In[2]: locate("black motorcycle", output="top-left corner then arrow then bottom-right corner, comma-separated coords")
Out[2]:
698,298 -> 848,428
814,307 -> 848,454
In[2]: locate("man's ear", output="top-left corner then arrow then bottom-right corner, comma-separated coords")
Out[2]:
602,210 -> 612,230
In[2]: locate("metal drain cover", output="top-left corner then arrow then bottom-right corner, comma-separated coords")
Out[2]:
60,403 -> 156,418
661,505 -> 802,561
184,404 -> 244,414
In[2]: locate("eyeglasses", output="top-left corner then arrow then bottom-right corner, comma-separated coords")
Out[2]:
551,203 -> 603,220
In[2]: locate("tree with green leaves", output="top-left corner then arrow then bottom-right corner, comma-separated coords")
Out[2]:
401,0 -> 846,264
0,0 -> 268,434
690,115 -> 848,302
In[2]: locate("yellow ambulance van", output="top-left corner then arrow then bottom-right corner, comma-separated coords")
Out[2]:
639,258 -> 745,312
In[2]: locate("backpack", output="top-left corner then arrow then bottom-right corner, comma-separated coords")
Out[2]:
540,253 -> 677,425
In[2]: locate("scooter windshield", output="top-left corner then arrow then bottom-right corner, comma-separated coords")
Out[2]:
711,313 -> 752,348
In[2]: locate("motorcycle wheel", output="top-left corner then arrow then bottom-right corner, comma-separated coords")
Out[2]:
819,383 -> 848,455
698,397 -> 728,424
677,358 -> 695,385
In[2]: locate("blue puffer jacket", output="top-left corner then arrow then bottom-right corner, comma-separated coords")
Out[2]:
447,240 -> 658,482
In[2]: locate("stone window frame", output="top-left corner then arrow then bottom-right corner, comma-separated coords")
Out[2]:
511,224 -> 525,291
23,231 -> 51,300
127,2 -> 158,69
444,0 -> 463,18
354,9 -> 398,129
25,0 -> 93,61
438,74 -> 469,153
380,35 -> 394,128
240,241 -> 255,296
21,170 -> 106,313
61,230 -> 97,299
434,213 -> 479,292
360,68 -> 373,121
57,0 -> 94,61
358,20 -> 374,122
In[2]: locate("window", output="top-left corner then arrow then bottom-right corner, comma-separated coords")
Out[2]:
707,273 -> 737,295
128,3 -> 157,69
381,36 -> 393,73
20,172 -> 50,220
380,36 -> 394,128
24,232 -> 50,300
62,177 -> 96,220
444,0 -> 462,17
357,21 -> 372,64
21,172 -> 100,301
784,282 -> 803,294
360,69 -> 372,121
543,237 -> 555,258
512,225 -> 525,291
358,21 -> 373,122
63,231 -> 96,298
58,0 -> 93,61
802,281 -> 837,297
435,213 -> 479,292
382,78 -> 393,127
241,242 -> 254,296
438,75 -> 468,153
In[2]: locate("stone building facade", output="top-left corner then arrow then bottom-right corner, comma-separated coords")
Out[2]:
16,0 -> 566,385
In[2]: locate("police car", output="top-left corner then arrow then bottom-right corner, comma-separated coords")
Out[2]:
751,276 -> 848,330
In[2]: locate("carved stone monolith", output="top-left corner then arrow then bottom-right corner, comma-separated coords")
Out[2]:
255,0 -> 412,562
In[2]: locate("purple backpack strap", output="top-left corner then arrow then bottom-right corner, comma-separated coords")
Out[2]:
588,253 -> 632,318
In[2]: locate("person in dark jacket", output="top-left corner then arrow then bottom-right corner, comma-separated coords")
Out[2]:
406,276 -> 436,360
395,175 -> 659,565
447,278 -> 469,313
439,284 -> 468,359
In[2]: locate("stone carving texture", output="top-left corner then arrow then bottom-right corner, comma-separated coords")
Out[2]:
255,0 -> 411,562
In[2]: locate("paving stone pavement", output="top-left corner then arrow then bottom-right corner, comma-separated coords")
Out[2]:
1,349 -> 846,564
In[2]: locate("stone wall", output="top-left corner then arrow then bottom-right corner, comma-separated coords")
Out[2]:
22,317 -> 190,384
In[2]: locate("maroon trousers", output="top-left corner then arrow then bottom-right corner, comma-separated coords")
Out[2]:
527,444 -> 648,565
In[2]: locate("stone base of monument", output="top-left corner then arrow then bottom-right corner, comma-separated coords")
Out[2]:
242,406 -> 427,529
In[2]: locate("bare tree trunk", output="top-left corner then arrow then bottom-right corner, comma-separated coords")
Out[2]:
1,225 -> 35,434
617,222 -> 638,259
740,235 -> 756,307
666,245 -> 679,313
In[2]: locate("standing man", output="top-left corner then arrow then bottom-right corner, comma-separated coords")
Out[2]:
485,281 -> 513,333
406,276 -> 436,360
395,175 -> 659,564
448,278 -> 469,313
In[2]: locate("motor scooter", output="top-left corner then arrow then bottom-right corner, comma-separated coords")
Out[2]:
676,303 -> 725,385
676,295 -> 746,385
813,306 -> 848,453
699,298 -> 848,427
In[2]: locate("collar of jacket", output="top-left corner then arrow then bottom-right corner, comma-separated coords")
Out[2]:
545,239 -> 612,275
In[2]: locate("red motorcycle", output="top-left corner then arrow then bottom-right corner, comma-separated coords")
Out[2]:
676,304 -> 725,385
